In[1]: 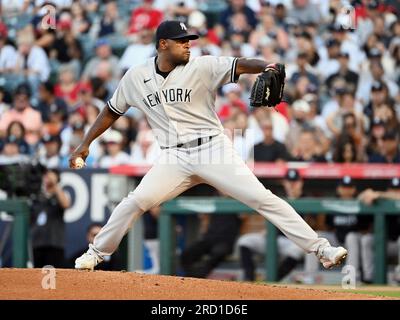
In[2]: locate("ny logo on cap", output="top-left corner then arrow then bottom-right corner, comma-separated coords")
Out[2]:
180,22 -> 187,31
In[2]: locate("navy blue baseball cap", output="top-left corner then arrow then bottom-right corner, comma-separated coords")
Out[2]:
156,20 -> 199,42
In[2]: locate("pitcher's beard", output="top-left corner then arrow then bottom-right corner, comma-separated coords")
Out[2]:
173,54 -> 190,66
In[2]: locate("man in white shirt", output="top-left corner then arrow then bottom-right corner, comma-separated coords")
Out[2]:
98,129 -> 130,168
0,29 -> 17,73
119,29 -> 156,73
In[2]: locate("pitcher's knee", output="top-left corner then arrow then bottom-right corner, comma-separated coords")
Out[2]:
247,189 -> 275,210
125,191 -> 156,212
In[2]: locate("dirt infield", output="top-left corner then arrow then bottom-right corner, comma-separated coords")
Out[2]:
0,268 -> 392,300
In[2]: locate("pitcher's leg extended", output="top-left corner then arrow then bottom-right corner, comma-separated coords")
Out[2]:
75,150 -> 197,270
194,136 -> 347,268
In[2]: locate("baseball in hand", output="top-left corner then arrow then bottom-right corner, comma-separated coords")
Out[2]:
74,157 -> 85,169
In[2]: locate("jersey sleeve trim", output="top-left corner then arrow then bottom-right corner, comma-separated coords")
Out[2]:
107,101 -> 124,116
230,57 -> 239,83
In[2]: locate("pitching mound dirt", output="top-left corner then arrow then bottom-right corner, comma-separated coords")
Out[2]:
0,268 -> 391,300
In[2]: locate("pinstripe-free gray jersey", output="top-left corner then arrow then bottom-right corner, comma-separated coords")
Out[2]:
107,55 -> 238,148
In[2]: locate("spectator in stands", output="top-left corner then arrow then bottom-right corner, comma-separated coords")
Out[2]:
153,0 -> 197,23
0,0 -> 30,18
0,135 -> 30,164
0,83 -> 42,146
250,117 -> 290,162
365,118 -> 385,158
289,0 -> 321,25
50,10 -> 83,77
218,83 -> 247,122
0,24 -> 17,74
288,75 -> 315,104
219,0 -> 257,38
326,91 -> 366,143
187,10 -> 220,48
31,168 -> 70,268
38,134 -> 62,169
119,28 -> 156,73
69,223 -> 122,271
363,80 -> 391,123
90,77 -> 110,102
368,130 -> 400,163
81,38 -> 121,85
97,1 -> 125,38
225,30 -> 255,57
333,134 -> 358,163
70,2 -> 92,36
250,107 -> 289,144
357,60 -> 399,106
343,113 -> 366,160
130,127 -> 160,165
55,65 -> 88,109
321,78 -> 347,120
98,129 -> 130,168
37,82 -> 68,125
237,169 -> 306,281
256,37 -> 281,70
249,13 -> 289,53
229,111 -> 255,161
326,52 -> 359,95
13,26 -> 50,101
73,83 -> 104,118
290,128 -> 326,162
389,39 -> 400,86
370,102 -> 399,134
80,0 -> 99,14
31,6 -> 57,54
85,103 -> 101,128
372,15 -> 392,49
316,38 -> 340,80
286,99 -> 314,152
127,0 -> 163,35
2,121 -> 30,155
301,94 -> 330,142
189,28 -> 222,58
286,97 -> 331,154
112,116 -> 136,154
330,24 -> 365,74
274,3 -> 288,28
290,52 -> 319,91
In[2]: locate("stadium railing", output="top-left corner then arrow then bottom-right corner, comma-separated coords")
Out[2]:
0,199 -> 29,268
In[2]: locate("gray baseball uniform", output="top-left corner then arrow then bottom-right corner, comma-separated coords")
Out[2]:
92,55 -> 330,258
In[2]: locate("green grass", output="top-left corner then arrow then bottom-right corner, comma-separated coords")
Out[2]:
267,282 -> 400,299
339,290 -> 400,298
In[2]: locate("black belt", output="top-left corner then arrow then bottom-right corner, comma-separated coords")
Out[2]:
161,135 -> 215,149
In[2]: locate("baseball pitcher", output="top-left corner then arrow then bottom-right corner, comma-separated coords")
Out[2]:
69,21 -> 347,271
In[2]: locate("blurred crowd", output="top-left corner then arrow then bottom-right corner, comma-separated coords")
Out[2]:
0,0 -> 399,168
